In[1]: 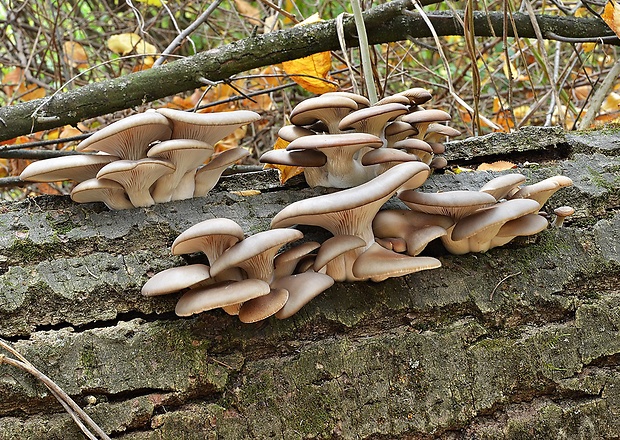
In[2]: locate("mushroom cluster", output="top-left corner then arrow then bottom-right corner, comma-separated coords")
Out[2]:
143,161 -> 574,323
142,218 -> 335,323
259,89 -> 459,188
20,108 -> 261,209
380,173 -> 575,255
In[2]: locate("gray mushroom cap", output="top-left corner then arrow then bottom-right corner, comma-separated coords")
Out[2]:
174,279 -> 271,317
289,95 -> 359,132
238,288 -> 290,323
76,111 -> 172,160
259,148 -> 327,167
171,217 -> 245,264
338,102 -> 409,136
396,87 -> 433,105
399,189 -> 497,221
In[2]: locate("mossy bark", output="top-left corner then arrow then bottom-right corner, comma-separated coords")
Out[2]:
0,127 -> 619,439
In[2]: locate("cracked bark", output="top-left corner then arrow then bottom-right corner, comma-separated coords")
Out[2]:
0,126 -> 619,439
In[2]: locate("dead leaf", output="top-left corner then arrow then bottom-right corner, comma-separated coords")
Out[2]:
2,67 -> 45,102
234,0 -> 261,26
63,41 -> 89,69
108,33 -> 157,56
231,189 -> 261,196
263,137 -> 304,184
477,161 -> 517,171
281,14 -> 337,94
602,0 -> 620,38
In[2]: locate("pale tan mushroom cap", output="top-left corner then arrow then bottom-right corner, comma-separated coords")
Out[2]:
352,242 -> 441,281
171,218 -> 245,261
238,288 -> 289,323
338,102 -> 409,135
289,95 -> 359,128
401,109 -> 452,125
509,175 -> 573,206
141,264 -> 211,296
273,241 -> 321,279
495,213 -> 549,238
396,87 -> 433,105
70,178 -> 133,210
175,279 -> 271,316
157,108 -> 261,145
479,174 -> 527,201
209,228 -> 304,281
273,272 -> 335,319
76,111 -> 172,159
259,149 -> 327,167
20,154 -> 119,183
398,190 -> 497,220
313,235 -> 367,272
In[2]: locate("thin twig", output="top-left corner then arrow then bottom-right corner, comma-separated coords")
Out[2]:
351,0 -> 378,103
578,60 -> 620,129
0,339 -> 111,440
489,271 -> 521,301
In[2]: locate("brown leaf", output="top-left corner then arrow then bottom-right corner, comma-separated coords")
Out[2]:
477,161 -> 517,172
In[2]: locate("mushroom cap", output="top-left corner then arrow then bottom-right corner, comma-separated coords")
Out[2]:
384,121 -> 419,143
554,205 -> 575,217
338,102 -> 409,135
141,264 -> 211,296
259,148 -> 327,167
96,158 -> 175,208
289,95 -> 359,129
451,198 -> 541,242
277,125 -> 315,142
286,132 -> 383,152
352,242 -> 441,282
238,288 -> 289,323
495,213 -> 549,238
401,109 -> 452,125
361,148 -> 420,166
194,147 -> 250,196
392,138 -> 434,153
70,178 -> 133,210
320,92 -> 371,108
171,217 -> 245,262
271,162 -> 431,246
273,272 -> 335,319
313,235 -> 367,272
209,228 -> 304,282
423,123 -> 461,141
374,94 -> 411,106
174,279 -> 271,317
76,111 -> 172,160
398,190 -> 497,220
273,241 -> 321,279
429,156 -> 448,170
479,173 -> 527,201
396,88 -> 433,105
509,175 -> 573,206
156,108 -> 261,145
19,153 -> 119,183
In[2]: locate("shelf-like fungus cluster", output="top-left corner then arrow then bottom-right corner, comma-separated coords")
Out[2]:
20,108 -> 261,209
143,158 -> 574,322
259,89 -> 459,188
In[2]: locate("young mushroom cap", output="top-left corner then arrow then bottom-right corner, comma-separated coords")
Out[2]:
156,108 -> 261,145
194,147 -> 250,197
479,173 -> 527,201
277,125 -> 315,142
171,217 -> 245,264
398,190 -> 497,221
272,272 -> 335,319
271,162 -> 432,247
313,234 -> 367,281
19,153 -> 119,183
289,95 -> 359,133
552,205 -> 575,227
374,94 -> 411,106
423,123 -> 461,142
273,241 -> 321,279
209,228 -> 304,283
141,264 -> 212,296
174,279 -> 271,317
96,158 -> 175,208
70,178 -> 134,210
147,138 -> 215,203
320,91 -> 371,108
401,109 -> 452,125
396,87 -> 433,105
76,111 -> 172,160
352,242 -> 441,282
361,148 -> 421,166
384,121 -> 419,146
238,288 -> 290,323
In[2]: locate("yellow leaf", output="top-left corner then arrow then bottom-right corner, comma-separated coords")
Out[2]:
2,67 -> 45,101
281,14 -> 337,94
601,91 -> 620,113
63,41 -> 89,69
234,0 -> 261,26
582,42 -> 597,52
107,33 -> 157,56
477,161 -> 517,172
602,0 -> 620,38
263,137 -> 304,184
231,189 -> 261,196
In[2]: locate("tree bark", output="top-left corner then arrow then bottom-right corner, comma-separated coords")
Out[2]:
0,127 -> 619,439
0,1 -> 615,143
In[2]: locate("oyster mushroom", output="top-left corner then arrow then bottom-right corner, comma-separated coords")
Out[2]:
194,147 -> 250,197
70,178 -> 133,210
289,95 -> 359,133
271,162 -> 431,281
141,264 -> 212,296
19,153 -> 119,183
96,158 -> 175,208
238,288 -> 290,323
76,111 -> 172,160
272,271 -> 335,319
156,108 -> 261,145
